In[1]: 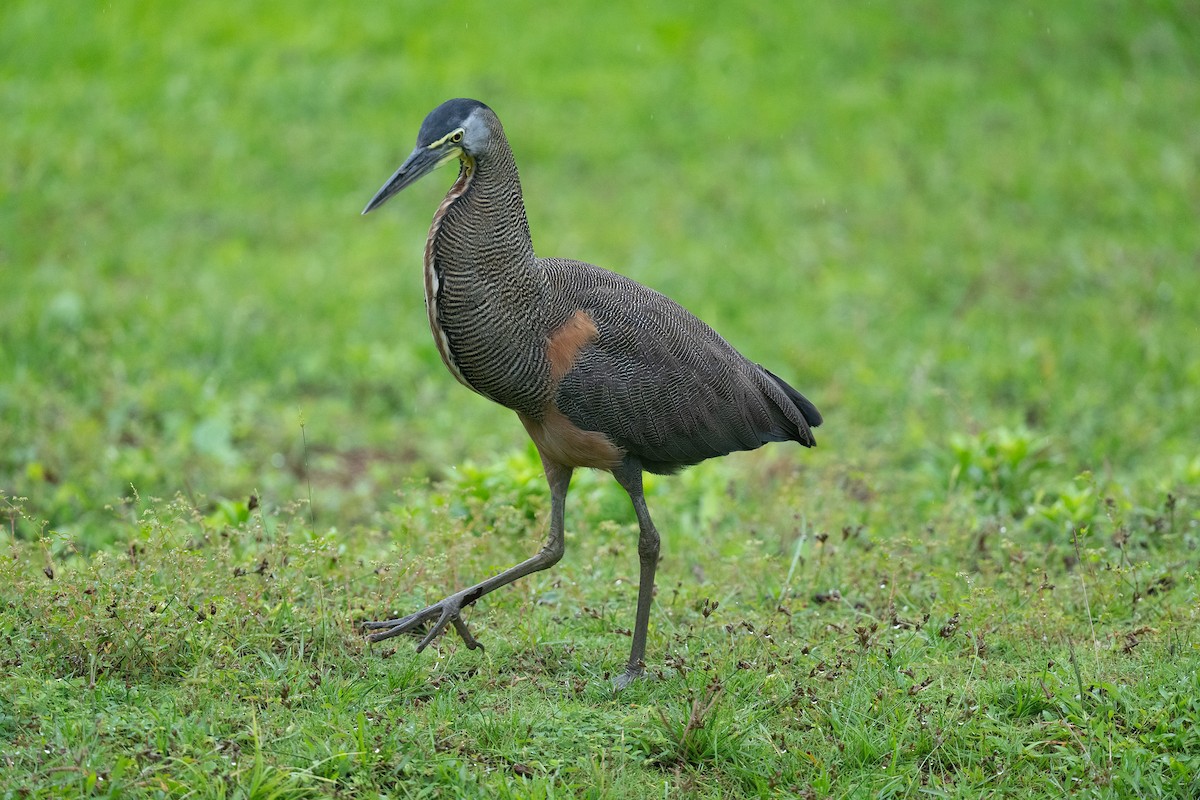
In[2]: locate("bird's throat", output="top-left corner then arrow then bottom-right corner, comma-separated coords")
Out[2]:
423,159 -> 475,391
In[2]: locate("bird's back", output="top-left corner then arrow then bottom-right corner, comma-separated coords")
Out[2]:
538,258 -> 821,475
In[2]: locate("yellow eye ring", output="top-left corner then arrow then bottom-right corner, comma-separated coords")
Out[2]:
450,130 -> 464,144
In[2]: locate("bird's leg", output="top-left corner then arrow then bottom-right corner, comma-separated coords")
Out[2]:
364,459 -> 573,651
611,460 -> 660,690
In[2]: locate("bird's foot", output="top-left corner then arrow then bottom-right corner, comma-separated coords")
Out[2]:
613,663 -> 646,691
363,590 -> 484,652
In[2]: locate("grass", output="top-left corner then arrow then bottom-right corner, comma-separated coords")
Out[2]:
2,1 -> 1199,797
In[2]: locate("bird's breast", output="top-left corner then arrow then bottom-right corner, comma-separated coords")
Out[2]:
422,246 -> 558,416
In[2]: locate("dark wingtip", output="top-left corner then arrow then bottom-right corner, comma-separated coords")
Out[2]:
761,367 -> 823,447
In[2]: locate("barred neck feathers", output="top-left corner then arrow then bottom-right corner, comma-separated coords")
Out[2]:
423,123 -> 550,416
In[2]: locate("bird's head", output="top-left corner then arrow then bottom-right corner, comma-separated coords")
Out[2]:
362,98 -> 495,215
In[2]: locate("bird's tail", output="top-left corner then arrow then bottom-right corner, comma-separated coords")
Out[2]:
762,367 -> 823,445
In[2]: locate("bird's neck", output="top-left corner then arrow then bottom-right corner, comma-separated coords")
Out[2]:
428,147 -> 536,280
422,144 -> 549,412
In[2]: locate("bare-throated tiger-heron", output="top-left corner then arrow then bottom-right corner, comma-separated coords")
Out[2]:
361,98 -> 822,688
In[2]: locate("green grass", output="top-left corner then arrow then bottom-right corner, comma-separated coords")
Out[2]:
2,1 -> 1199,797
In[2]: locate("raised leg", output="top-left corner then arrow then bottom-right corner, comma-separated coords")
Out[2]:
364,457 -> 574,649
611,459 -> 660,690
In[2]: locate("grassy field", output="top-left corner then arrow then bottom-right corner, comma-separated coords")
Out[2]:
3,1 -> 1199,797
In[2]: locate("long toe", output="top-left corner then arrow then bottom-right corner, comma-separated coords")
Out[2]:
363,604 -> 441,642
365,615 -> 425,643
363,616 -> 414,630
451,617 -> 484,650
415,606 -> 458,651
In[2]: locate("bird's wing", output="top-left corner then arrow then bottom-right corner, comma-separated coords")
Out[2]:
541,260 -> 814,473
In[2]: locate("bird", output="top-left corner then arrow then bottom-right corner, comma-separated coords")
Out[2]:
360,98 -> 822,688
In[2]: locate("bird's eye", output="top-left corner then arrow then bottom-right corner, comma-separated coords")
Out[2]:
450,130 -> 464,144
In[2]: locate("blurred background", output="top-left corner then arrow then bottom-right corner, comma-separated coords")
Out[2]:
2,1 -> 1197,549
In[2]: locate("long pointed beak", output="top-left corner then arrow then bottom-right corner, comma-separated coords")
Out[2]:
361,146 -> 456,215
